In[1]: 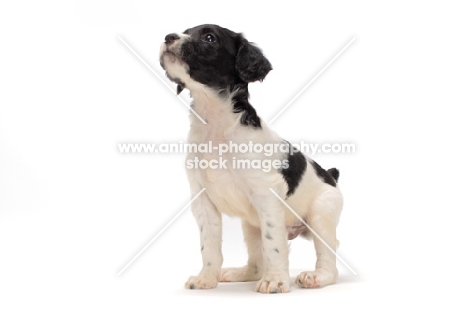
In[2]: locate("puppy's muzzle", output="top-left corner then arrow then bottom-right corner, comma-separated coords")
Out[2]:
165,33 -> 180,45
160,33 -> 183,68
160,32 -> 186,58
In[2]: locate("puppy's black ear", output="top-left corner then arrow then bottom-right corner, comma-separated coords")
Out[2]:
236,40 -> 272,83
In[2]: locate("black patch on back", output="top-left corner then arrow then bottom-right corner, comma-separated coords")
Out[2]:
280,144 -> 307,197
310,160 -> 337,187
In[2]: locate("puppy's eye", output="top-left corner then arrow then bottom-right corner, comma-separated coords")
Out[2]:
203,34 -> 216,43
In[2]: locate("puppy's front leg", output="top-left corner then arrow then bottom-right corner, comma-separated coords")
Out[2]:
220,220 -> 263,282
251,192 -> 290,294
185,187 -> 223,290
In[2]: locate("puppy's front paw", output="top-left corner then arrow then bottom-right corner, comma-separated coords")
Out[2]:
255,275 -> 290,294
220,266 -> 262,282
295,268 -> 337,288
185,274 -> 218,290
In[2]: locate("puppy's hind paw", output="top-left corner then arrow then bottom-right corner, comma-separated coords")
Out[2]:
295,268 -> 337,289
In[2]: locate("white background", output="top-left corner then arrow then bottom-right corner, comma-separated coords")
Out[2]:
1,0 -> 468,309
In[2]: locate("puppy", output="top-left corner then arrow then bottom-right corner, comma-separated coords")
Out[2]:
159,24 -> 343,294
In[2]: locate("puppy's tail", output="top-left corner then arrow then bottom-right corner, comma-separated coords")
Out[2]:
327,168 -> 340,183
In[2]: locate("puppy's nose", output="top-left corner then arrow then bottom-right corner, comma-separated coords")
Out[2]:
165,33 -> 179,44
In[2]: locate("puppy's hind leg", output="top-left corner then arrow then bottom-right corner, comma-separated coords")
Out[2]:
296,189 -> 343,288
220,220 -> 263,282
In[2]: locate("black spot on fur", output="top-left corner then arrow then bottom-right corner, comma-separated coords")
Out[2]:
310,160 -> 337,187
201,245 -> 204,251
280,143 -> 307,197
176,84 -> 184,95
164,76 -> 186,94
231,86 -> 261,128
266,222 -> 274,228
265,232 -> 273,240
273,248 -> 279,253
189,284 -> 195,289
207,262 -> 212,267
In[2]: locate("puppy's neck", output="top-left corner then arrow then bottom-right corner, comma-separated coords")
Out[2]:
188,84 -> 258,129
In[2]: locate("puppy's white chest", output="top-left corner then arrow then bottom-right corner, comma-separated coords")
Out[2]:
188,127 -> 255,218
195,159 -> 253,218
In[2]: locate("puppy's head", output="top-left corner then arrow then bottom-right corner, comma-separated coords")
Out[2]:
160,24 -> 272,94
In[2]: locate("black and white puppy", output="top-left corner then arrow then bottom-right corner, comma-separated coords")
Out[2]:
159,24 -> 343,294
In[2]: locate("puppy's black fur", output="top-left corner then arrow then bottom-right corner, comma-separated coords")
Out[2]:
179,24 -> 272,90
